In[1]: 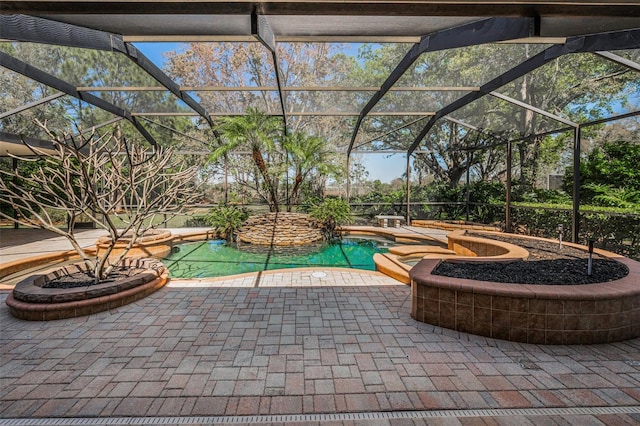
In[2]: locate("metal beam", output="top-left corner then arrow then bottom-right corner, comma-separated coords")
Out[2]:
0,130 -> 57,156
113,40 -> 217,130
581,109 -> 640,128
572,126 -> 581,243
122,35 -> 424,43
443,116 -> 480,132
508,109 -> 639,145
3,1 -> 639,18
407,28 -> 640,156
489,91 -> 579,127
444,116 -> 509,144
352,116 -> 430,151
505,140 -> 512,233
253,13 -> 288,135
80,85 -> 481,92
508,126 -> 574,144
132,111 -> 437,117
406,154 -> 411,225
594,51 -> 640,73
0,15 -> 216,130
0,92 -> 65,119
0,120 -> 116,156
77,86 -> 166,92
74,117 -> 124,135
347,17 -> 536,157
0,51 -> 159,147
350,150 -> 430,154
138,116 -> 210,146
0,14 -> 115,50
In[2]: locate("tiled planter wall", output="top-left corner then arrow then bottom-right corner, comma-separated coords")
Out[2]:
410,257 -> 640,344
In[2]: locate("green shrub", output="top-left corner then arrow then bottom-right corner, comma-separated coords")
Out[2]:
563,140 -> 640,196
582,183 -> 640,209
414,181 -> 506,223
309,198 -> 353,240
206,205 -> 249,241
511,202 -> 639,260
184,216 -> 210,227
299,196 -> 322,214
516,188 -> 571,204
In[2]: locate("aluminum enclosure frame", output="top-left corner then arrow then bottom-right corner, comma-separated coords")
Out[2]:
1,8 -> 639,244
0,50 -> 160,148
0,14 -> 217,137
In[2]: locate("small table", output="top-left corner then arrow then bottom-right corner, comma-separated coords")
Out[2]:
375,215 -> 405,228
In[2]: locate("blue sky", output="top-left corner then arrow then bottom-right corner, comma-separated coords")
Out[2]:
135,42 -> 178,69
351,152 -> 410,183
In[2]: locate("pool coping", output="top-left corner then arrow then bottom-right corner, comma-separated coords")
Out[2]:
167,266 -> 395,284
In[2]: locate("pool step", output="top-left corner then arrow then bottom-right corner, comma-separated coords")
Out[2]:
373,253 -> 412,284
388,245 -> 456,256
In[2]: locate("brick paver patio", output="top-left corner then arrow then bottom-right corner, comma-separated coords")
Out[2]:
1,269 -> 639,423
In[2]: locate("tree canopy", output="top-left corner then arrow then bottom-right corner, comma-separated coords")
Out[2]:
352,44 -> 639,188
564,140 -> 640,208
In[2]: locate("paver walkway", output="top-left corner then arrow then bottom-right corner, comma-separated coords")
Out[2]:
1,228 -> 639,423
1,269 -> 639,424
0,228 -> 212,265
0,228 -> 107,265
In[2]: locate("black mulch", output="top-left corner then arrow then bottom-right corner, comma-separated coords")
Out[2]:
431,233 -> 629,285
43,267 -> 141,289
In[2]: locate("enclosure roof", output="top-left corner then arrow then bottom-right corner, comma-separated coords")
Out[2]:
2,0 -> 640,41
1,1 -> 640,156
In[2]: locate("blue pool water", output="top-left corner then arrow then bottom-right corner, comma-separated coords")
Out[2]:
162,238 -> 390,278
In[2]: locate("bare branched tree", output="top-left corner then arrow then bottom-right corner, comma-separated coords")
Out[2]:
0,121 -> 201,284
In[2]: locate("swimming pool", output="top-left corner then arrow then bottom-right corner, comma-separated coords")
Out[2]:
162,237 -> 390,278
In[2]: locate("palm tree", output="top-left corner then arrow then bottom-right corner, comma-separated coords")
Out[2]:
284,130 -> 336,210
210,108 -> 283,212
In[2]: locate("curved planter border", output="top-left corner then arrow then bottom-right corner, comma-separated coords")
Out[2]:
97,230 -> 175,260
6,258 -> 169,321
411,219 -> 501,232
409,238 -> 640,344
373,230 -> 530,284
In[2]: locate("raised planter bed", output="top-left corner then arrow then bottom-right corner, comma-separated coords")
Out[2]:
6,258 -> 168,321
238,213 -> 323,246
409,240 -> 640,344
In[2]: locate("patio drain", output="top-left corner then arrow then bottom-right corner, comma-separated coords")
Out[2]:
1,406 -> 639,425
517,357 -> 541,370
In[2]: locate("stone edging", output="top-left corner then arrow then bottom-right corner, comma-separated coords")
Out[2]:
96,229 -> 173,244
6,258 -> 169,321
96,231 -> 175,260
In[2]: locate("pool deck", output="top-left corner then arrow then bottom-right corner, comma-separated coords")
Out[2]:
1,227 -> 639,424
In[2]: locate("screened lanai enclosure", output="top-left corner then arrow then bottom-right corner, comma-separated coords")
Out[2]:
1,2 -> 640,257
